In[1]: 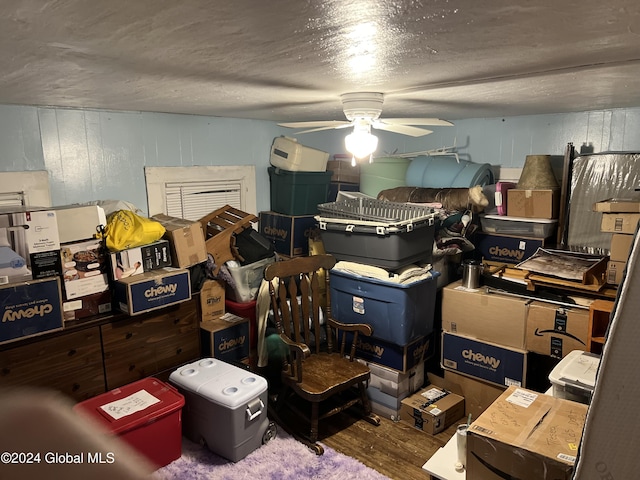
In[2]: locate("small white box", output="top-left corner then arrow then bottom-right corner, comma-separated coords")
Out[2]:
270,136 -> 329,172
169,358 -> 272,462
54,204 -> 107,243
548,349 -> 600,404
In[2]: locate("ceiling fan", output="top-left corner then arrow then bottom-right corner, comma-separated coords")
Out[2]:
278,92 -> 453,136
278,92 -> 453,160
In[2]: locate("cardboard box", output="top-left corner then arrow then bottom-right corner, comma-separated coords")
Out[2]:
467,386 -> 587,480
62,289 -> 112,321
593,197 -> 640,213
326,158 -> 360,184
60,238 -> 109,300
600,212 -> 640,234
258,211 -> 317,257
609,232 -> 634,261
54,204 -> 107,243
200,314 -> 250,363
0,207 -> 61,283
108,239 -> 172,280
346,333 -> 434,373
507,189 -> 559,219
525,301 -> 590,359
400,385 -> 465,435
606,259 -> 626,285
441,281 -> 528,349
200,279 -> 225,322
113,267 -> 191,315
0,277 -> 63,345
474,232 -> 547,264
442,370 -> 506,421
441,332 -> 528,388
151,214 -> 207,268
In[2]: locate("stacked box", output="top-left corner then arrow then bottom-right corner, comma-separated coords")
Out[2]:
258,211 -> 316,257
151,214 -> 208,268
507,189 -> 559,219
200,314 -> 250,364
400,385 -> 465,435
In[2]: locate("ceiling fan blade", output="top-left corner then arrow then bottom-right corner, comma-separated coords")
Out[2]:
382,118 -> 454,126
291,123 -> 355,134
278,120 -> 350,129
372,122 -> 433,137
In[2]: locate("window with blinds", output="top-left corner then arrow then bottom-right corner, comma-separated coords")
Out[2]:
145,166 -> 257,219
165,181 -> 242,221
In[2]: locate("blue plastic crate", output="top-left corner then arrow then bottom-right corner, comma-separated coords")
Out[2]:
330,268 -> 439,346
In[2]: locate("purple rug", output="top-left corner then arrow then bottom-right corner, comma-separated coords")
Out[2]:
153,430 -> 390,480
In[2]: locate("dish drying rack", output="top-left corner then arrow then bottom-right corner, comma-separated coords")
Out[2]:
316,198 -> 436,235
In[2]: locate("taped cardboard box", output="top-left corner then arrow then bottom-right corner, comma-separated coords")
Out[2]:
200,313 -> 250,364
600,212 -> 640,234
467,386 -> 587,480
606,259 -> 626,285
609,232 -> 634,261
200,279 -> 225,322
592,197 -> 640,213
400,385 -> 465,435
442,370 -> 505,421
151,214 -> 207,268
507,189 -> 559,219
525,301 -> 590,359
441,281 -> 528,349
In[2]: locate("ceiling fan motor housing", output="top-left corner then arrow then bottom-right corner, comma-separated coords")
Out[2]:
341,92 -> 384,121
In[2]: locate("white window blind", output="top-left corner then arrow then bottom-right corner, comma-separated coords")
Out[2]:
0,192 -> 27,207
165,181 -> 242,221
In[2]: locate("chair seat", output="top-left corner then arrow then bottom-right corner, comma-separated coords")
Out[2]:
285,353 -> 370,400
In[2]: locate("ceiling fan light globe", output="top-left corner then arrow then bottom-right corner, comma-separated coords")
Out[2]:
345,130 -> 378,159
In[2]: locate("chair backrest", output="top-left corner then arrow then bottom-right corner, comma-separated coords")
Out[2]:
264,254 -> 336,355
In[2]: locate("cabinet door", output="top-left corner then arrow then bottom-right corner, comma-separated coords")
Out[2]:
102,299 -> 201,389
0,327 -> 105,401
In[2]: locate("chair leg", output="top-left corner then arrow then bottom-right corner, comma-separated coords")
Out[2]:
358,382 -> 381,426
310,401 -> 320,443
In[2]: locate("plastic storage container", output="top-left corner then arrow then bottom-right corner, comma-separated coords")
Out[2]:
548,349 -> 600,404
169,358 -> 275,462
330,268 -> 440,346
316,198 -> 436,269
225,254 -> 276,303
268,167 -> 332,215
270,136 -> 329,172
73,377 -> 185,468
226,298 -> 257,350
480,214 -> 558,238
405,156 -> 495,188
359,157 -> 411,197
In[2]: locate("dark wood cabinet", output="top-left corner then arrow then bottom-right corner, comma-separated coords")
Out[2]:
102,299 -> 201,389
0,297 -> 202,402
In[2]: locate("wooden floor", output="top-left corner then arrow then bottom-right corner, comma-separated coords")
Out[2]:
318,410 -> 456,480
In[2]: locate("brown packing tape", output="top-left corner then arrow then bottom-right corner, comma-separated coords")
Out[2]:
525,190 -> 534,217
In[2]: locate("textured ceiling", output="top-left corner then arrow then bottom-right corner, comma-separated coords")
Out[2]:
1,0 -> 639,124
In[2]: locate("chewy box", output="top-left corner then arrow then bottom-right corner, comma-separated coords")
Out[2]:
259,211 -> 317,257
268,167 -> 332,216
73,377 -> 185,468
113,267 -> 191,315
0,276 -> 63,345
344,332 -> 433,373
200,314 -> 250,364
169,358 -> 271,462
441,332 -> 528,388
330,269 -> 438,346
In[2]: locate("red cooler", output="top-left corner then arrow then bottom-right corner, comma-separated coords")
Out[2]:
73,377 -> 185,468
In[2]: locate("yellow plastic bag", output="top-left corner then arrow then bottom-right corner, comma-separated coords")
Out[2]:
99,210 -> 166,252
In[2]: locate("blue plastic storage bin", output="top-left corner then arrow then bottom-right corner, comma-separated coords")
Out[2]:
329,269 -> 440,346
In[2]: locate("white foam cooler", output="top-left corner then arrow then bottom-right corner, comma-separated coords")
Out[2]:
169,358 -> 276,462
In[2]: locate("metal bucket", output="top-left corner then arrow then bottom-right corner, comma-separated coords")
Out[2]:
461,259 -> 484,289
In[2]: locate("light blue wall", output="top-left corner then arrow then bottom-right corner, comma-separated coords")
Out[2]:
1,104 -> 639,215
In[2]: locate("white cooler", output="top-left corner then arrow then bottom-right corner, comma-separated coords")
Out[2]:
548,350 -> 601,404
169,358 -> 276,462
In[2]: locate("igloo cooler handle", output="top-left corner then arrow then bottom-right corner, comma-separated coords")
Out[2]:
245,398 -> 264,421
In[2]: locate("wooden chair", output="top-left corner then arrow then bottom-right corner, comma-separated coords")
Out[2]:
263,254 -> 380,454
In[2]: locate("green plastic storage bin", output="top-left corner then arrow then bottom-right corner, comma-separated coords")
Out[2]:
359,157 -> 411,197
268,166 -> 332,215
